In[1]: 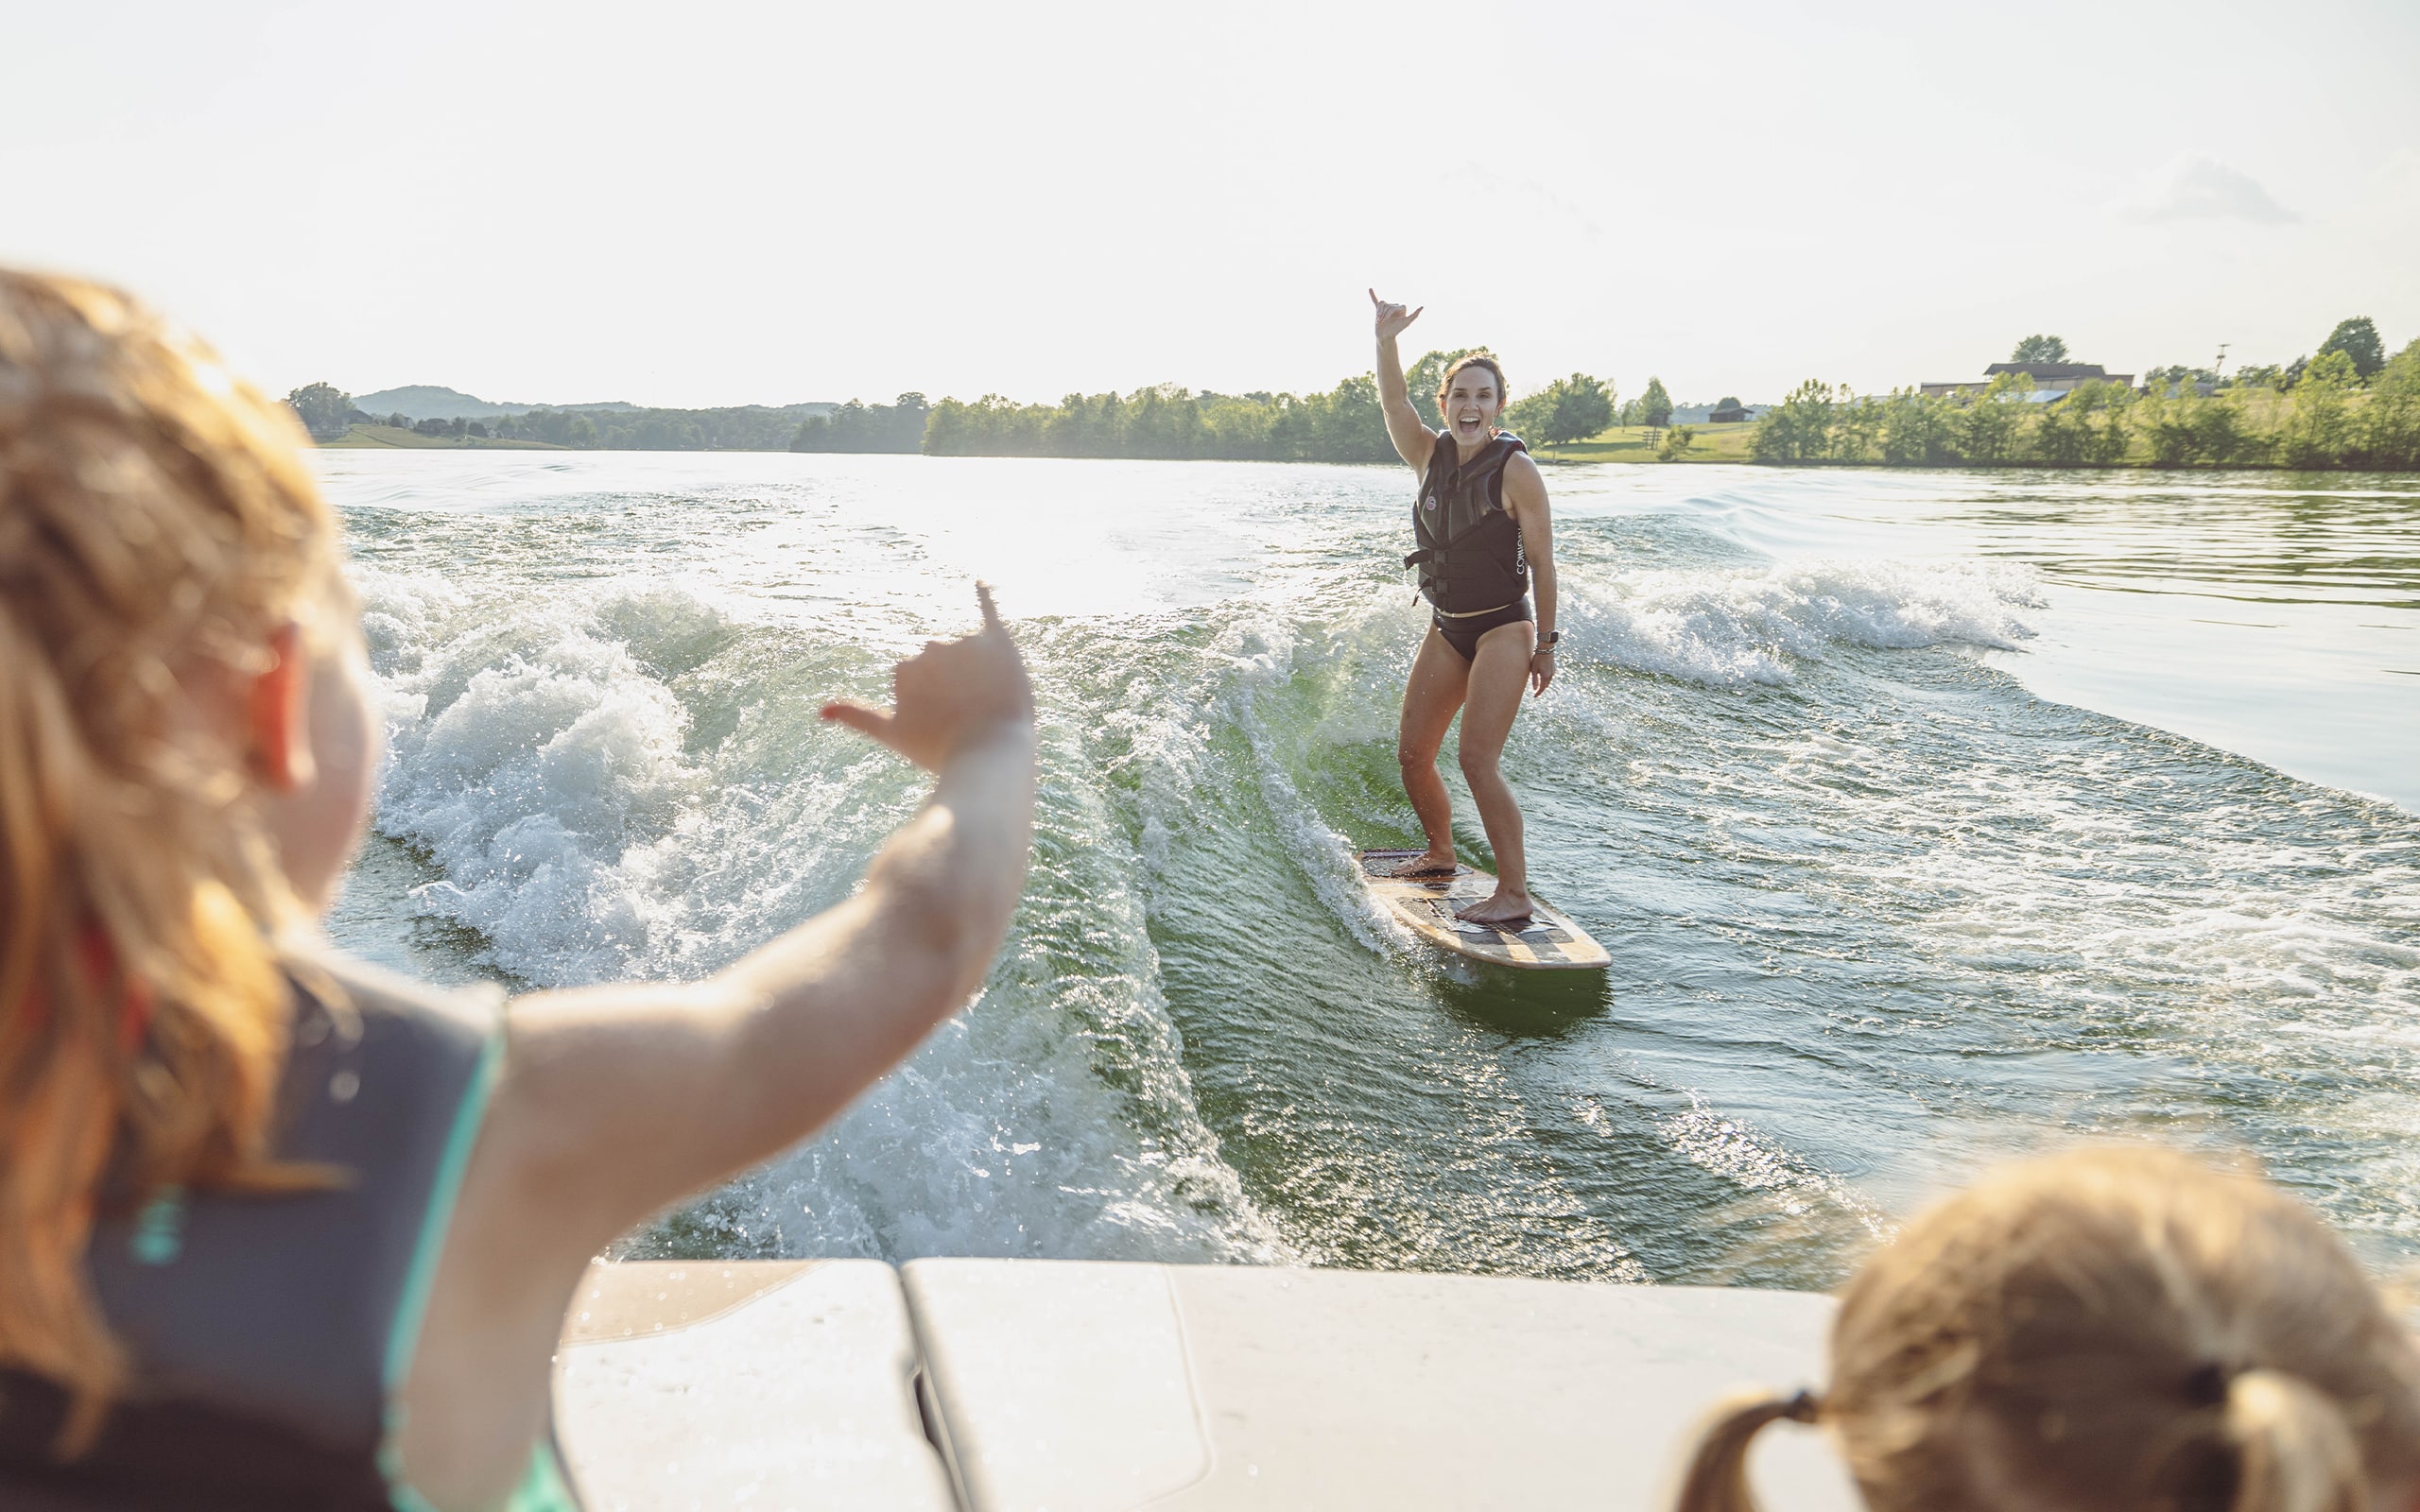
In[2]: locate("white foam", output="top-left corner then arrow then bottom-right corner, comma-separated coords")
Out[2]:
1565,558 -> 2042,688
354,566 -> 1282,1264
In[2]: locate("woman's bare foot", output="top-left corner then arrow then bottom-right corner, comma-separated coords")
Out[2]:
1381,849 -> 1460,880
1455,888 -> 1532,925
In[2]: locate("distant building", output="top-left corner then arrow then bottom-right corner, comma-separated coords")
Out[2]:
1668,404 -> 1772,425
1919,362 -> 2135,400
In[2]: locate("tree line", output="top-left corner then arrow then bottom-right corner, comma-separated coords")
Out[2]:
905,352 -> 1653,463
792,395 -> 930,453
285,354 -> 1658,465
1751,318 -> 2415,471
490,404 -> 812,451
285,316 -> 2414,470
1752,338 -> 2419,472
280,382 -> 825,451
920,378 -> 1395,461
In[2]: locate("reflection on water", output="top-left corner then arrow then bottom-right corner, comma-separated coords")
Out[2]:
1534,466 -> 2420,810
1926,473 -> 2418,811
317,452 -> 2420,1287
1910,475 -> 2418,609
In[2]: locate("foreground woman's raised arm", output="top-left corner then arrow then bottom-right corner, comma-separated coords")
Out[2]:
397,585 -> 1037,1508
1371,288 -> 1436,470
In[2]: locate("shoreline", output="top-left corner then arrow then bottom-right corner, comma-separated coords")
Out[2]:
320,422 -> 565,450
312,432 -> 2420,476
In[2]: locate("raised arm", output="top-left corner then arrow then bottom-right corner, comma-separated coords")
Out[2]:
1371,288 -> 1436,471
395,586 -> 1037,1509
1502,455 -> 1558,697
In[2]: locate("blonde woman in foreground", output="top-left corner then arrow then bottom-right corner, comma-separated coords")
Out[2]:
0,268 -> 1035,1509
1671,1145 -> 2420,1512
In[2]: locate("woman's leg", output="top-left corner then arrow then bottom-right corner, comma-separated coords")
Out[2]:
1395,625 -> 1471,873
1452,618 -> 1538,922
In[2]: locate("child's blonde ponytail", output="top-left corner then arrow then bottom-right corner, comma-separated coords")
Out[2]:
1667,1388 -> 1821,1512
1705,1146 -> 2420,1512
2223,1368 -> 2366,1512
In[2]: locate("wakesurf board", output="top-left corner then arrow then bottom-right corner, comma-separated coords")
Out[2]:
1357,850 -> 1611,971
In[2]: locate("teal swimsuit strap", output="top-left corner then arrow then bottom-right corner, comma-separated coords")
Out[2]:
377,1019 -> 579,1511
389,1439 -> 579,1512
506,1436 -> 580,1512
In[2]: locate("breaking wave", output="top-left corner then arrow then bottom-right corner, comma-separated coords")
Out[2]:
1567,558 -> 2040,688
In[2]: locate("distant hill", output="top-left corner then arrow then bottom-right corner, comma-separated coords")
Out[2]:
351,386 -> 544,420
350,386 -> 660,421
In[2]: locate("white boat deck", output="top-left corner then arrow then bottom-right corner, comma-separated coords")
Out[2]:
554,1259 -> 1858,1511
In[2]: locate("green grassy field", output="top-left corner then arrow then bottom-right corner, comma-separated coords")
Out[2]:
320,424 -> 562,450
1532,421 -> 1758,465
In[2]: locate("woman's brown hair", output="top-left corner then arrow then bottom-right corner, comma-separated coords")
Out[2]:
1436,352 -> 1510,412
0,270 -> 341,1451
1671,1145 -> 2420,1512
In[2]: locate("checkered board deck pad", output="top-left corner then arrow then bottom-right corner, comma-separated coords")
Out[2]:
1357,850 -> 1611,971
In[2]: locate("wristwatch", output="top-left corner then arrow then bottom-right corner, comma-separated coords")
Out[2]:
1539,630 -> 1561,650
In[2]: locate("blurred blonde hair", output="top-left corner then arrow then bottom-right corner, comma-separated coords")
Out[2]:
0,269 -> 341,1452
1670,1145 -> 2420,1512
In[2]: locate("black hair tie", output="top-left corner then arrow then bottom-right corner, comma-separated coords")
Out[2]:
2185,1363 -> 2232,1407
1783,1389 -> 1823,1423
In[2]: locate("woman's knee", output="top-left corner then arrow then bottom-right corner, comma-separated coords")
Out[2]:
1457,743 -> 1503,786
1399,738 -> 1443,775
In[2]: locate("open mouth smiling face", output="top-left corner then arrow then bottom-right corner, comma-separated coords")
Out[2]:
1441,369 -> 1501,443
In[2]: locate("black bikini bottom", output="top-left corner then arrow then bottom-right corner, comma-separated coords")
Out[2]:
1432,598 -> 1532,662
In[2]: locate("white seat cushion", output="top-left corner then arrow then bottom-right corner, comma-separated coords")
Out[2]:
903,1260 -> 1858,1512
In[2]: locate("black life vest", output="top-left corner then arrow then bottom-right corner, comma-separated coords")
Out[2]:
1405,431 -> 1529,613
0,950 -> 540,1512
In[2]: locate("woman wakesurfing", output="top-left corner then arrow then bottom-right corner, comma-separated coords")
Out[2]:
1370,290 -> 1559,926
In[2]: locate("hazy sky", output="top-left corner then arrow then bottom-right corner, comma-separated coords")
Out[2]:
7,0 -> 2414,409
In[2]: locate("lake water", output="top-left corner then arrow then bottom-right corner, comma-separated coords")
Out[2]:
317,453 -> 2420,1286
